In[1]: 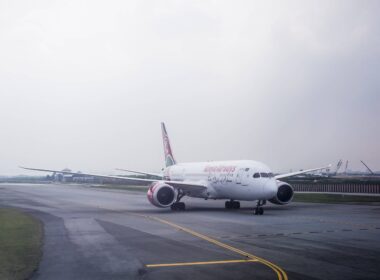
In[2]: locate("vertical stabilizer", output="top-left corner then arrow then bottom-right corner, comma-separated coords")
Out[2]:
161,123 -> 177,167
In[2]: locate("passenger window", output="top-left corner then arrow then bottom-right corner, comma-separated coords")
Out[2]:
245,168 -> 250,171
260,173 -> 268,178
253,173 -> 260,178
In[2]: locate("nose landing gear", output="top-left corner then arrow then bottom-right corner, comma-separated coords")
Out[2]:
254,200 -> 266,215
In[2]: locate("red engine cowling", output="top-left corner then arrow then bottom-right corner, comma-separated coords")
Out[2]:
269,181 -> 294,205
147,182 -> 177,208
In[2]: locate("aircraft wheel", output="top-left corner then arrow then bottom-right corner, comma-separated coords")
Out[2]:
225,201 -> 232,209
233,201 -> 240,209
171,202 -> 185,211
178,202 -> 186,211
259,207 -> 264,215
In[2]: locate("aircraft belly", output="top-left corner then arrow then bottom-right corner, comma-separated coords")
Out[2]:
214,182 -> 266,201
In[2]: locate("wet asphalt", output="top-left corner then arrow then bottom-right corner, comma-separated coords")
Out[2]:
0,183 -> 379,280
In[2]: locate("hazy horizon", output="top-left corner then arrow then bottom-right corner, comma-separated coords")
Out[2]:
1,0 -> 379,175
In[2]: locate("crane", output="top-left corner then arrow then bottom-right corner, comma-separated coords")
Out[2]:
344,160 -> 349,174
360,160 -> 374,175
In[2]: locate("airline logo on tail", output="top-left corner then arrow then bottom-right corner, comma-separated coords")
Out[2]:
161,122 -> 176,167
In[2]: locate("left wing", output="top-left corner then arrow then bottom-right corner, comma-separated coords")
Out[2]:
275,165 -> 331,180
20,166 -> 206,192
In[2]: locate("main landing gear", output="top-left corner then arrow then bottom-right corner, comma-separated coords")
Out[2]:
171,202 -> 185,211
171,190 -> 186,211
254,200 -> 266,215
225,200 -> 240,209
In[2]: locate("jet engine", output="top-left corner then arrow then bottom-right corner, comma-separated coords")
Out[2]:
147,182 -> 177,208
269,181 -> 294,205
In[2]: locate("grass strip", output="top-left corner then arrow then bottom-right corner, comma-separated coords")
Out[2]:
293,193 -> 380,204
0,208 -> 43,280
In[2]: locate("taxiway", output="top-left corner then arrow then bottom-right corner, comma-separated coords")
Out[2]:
0,183 -> 379,280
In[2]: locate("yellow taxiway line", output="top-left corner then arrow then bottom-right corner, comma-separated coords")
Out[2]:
145,216 -> 288,280
146,259 -> 258,268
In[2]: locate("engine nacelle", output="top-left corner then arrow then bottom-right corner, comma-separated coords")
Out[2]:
147,182 -> 177,208
269,181 -> 294,205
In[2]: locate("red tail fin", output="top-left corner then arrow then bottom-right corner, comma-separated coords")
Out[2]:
161,122 -> 176,167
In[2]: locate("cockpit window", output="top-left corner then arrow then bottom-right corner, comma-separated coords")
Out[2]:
245,168 -> 250,171
260,173 -> 269,178
253,173 -> 260,178
268,173 -> 274,178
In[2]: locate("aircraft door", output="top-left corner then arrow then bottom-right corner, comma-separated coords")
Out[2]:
235,168 -> 244,184
241,168 -> 250,186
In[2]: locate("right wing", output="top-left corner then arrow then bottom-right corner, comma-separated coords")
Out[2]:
20,166 -> 206,193
275,165 -> 331,180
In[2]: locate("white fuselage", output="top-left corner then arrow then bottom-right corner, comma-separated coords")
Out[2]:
164,160 -> 278,201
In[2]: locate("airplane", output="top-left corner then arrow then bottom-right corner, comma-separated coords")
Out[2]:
21,123 -> 330,215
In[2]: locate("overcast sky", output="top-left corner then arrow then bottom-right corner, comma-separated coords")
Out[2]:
1,0 -> 379,175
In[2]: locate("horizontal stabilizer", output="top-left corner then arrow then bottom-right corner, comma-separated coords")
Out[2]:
115,168 -> 163,178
